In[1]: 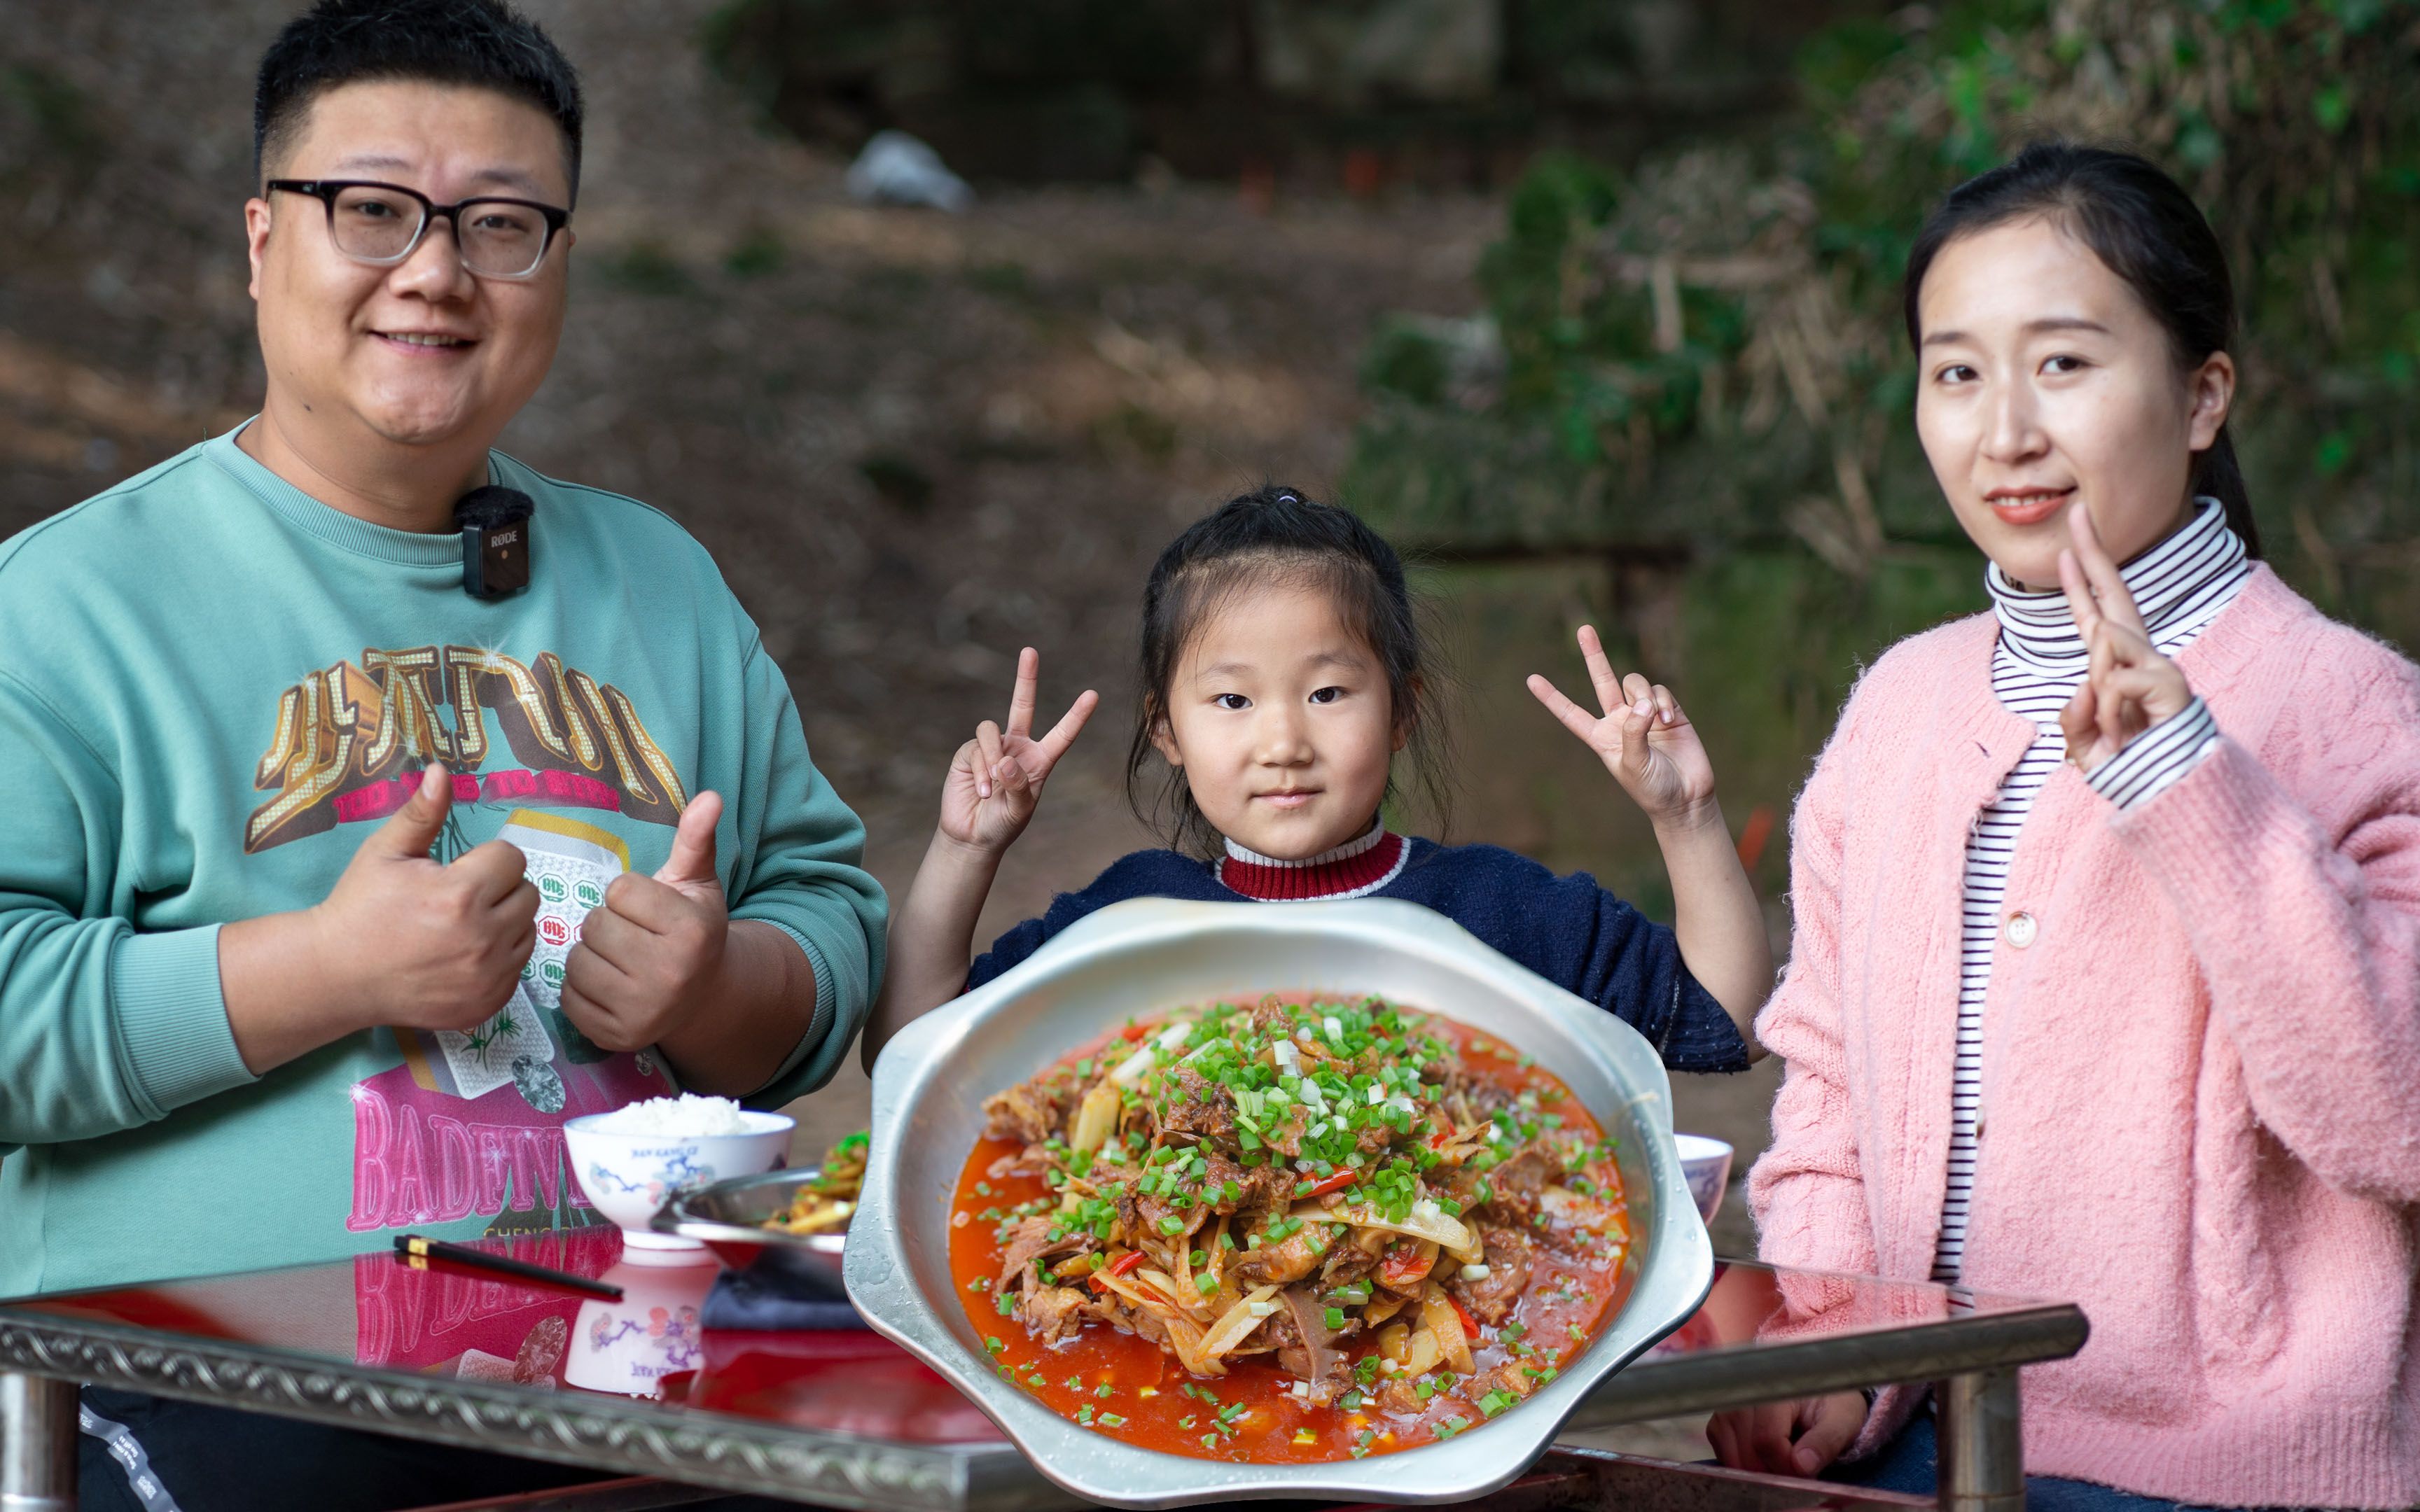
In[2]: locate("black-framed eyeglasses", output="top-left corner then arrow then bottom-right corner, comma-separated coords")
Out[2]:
267,179 -> 571,280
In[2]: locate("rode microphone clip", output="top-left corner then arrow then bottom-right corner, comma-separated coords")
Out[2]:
455,486 -> 535,599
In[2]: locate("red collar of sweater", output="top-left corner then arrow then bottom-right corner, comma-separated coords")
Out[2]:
1216,822 -> 1409,901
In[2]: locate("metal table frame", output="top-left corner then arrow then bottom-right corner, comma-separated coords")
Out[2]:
0,1263 -> 2081,1512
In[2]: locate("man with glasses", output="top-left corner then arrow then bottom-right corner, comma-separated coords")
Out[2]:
0,4 -> 884,1506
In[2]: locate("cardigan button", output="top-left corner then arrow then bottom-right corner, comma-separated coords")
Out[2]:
2005,911 -> 2038,948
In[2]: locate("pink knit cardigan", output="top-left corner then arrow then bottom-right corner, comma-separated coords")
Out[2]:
1748,566 -> 2420,1508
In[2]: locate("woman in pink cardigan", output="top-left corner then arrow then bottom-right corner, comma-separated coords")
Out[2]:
1710,144 -> 2420,1509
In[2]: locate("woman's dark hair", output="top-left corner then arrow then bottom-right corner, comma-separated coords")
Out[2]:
1903,141 -> 2259,556
255,0 -> 584,204
1127,486 -> 1452,856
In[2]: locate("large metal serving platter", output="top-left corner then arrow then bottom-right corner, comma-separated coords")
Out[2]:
845,897 -> 1715,1508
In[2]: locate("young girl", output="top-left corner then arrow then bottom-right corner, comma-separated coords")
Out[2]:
1715,144 -> 2420,1509
863,488 -> 1770,1074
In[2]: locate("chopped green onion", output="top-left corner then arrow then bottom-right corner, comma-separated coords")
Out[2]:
1158,1215 -> 1185,1235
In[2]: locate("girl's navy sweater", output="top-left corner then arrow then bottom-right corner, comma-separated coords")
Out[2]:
966,837 -> 1751,1074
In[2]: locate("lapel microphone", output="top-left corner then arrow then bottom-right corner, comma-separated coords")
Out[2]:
455,486 -> 535,598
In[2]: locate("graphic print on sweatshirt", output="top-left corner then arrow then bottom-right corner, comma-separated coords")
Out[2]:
246,643 -> 688,853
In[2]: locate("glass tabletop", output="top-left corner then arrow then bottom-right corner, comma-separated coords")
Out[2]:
0,1229 -> 2083,1509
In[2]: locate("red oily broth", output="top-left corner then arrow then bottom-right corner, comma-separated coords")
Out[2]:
946,1006 -> 1635,1462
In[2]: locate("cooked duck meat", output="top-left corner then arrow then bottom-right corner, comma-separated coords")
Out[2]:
996,1214 -> 1092,1293
1020,1285 -> 1092,1344
982,1081 -> 1066,1145
1446,1226 -> 1534,1325
1158,1068 -> 1238,1142
1480,1147 -> 1554,1218
1318,1226 -> 1386,1288
1234,1222 -> 1335,1287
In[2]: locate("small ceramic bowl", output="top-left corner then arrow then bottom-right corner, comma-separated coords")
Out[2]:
563,1109 -> 793,1261
1674,1133 -> 1735,1224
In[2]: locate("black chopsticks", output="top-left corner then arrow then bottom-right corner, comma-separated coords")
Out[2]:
392,1233 -> 624,1300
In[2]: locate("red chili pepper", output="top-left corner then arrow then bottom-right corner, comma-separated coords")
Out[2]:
1106,1250 -> 1144,1278
1377,1236 -> 1424,1278
1305,1168 -> 1358,1199
1448,1294 -> 1479,1337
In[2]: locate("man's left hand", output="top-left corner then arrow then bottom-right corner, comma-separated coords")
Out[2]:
560,791 -> 728,1053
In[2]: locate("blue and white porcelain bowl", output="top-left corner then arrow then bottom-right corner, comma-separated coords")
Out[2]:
1674,1133 -> 1735,1224
564,1109 -> 792,1261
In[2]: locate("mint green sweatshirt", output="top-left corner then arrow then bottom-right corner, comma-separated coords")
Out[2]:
0,428 -> 886,1296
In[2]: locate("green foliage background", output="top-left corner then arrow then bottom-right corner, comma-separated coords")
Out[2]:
1350,0 -> 2420,892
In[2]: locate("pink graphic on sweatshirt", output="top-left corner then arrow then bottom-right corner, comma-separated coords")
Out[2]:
346,1049 -> 666,1233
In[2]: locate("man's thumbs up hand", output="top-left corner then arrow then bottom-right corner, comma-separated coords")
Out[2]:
559,791 -> 732,1056
309,763 -> 541,1036
654,790 -> 723,899
369,761 -> 457,858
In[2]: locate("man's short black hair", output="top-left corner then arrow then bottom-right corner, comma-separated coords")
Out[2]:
254,0 -> 584,203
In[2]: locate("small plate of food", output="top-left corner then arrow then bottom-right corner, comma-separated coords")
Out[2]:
652,1131 -> 868,1285
847,897 -> 1713,1507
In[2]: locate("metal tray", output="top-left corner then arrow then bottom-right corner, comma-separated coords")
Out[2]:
845,897 -> 1716,1507
652,1167 -> 847,1289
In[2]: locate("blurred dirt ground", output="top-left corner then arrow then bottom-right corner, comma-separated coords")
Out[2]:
1,1 -> 1785,1378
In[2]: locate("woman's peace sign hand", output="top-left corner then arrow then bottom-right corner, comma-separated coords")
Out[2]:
1527,625 -> 1718,830
940,648 -> 1099,855
2057,500 -> 2196,771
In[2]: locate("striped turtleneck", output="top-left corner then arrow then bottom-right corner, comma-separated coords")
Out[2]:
1934,497 -> 2248,1284
1217,816 -> 1410,902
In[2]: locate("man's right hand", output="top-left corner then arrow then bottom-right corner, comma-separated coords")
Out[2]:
221,764 -> 538,1074
309,763 -> 539,1032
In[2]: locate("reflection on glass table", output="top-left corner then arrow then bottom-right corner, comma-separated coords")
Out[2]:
0,1228 -> 2082,1512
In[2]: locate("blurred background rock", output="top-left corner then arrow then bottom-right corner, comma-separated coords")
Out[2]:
6,13 -> 2415,1441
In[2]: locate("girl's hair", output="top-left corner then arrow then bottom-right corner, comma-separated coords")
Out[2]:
1902,141 -> 2260,556
1126,486 -> 1452,856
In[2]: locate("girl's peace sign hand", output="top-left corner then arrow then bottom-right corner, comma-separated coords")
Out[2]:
942,648 -> 1099,856
1527,625 -> 1718,830
2056,501 -> 2196,771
